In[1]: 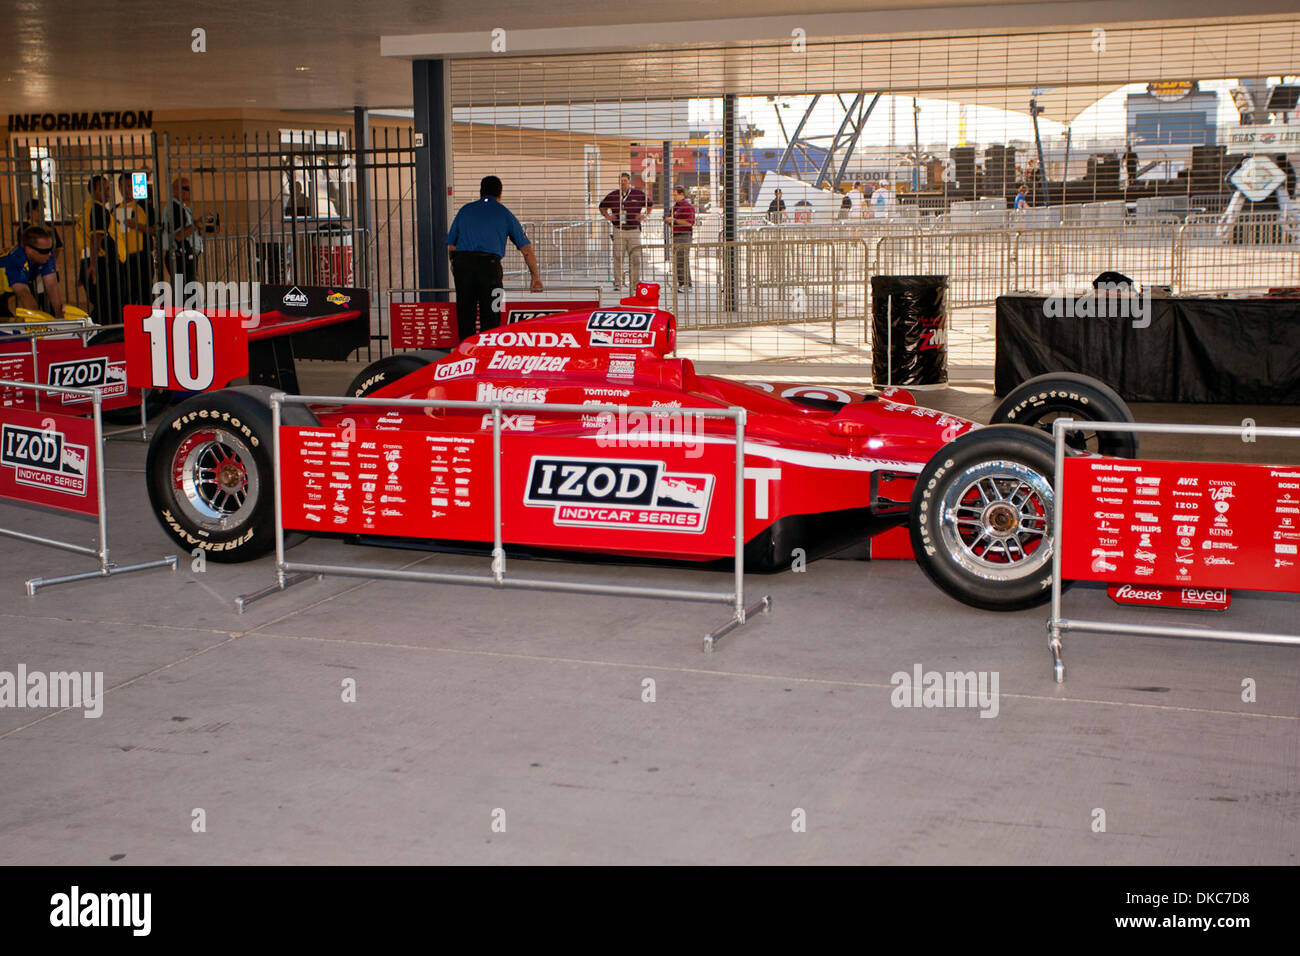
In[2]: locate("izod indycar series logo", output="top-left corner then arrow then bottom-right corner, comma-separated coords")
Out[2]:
525,455 -> 713,533
506,309 -> 565,323
1,423 -> 90,496
587,310 -> 656,347
47,357 -> 128,404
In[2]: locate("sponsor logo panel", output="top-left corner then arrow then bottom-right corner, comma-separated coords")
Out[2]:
524,455 -> 713,533
1063,458 -> 1300,594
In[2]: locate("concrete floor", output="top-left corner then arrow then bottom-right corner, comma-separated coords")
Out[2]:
0,360 -> 1297,865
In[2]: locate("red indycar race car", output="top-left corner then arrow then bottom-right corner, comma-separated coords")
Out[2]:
144,284 -> 1136,610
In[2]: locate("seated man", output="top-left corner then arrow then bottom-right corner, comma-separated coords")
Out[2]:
0,226 -> 65,319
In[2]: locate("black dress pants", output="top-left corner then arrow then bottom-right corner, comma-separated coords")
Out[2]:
452,252 -> 504,343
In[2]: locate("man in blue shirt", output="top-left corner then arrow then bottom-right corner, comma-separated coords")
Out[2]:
446,175 -> 543,342
0,225 -> 65,318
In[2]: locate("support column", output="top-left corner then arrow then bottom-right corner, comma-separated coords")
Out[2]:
353,107 -> 372,292
722,93 -> 737,314
662,139 -> 673,250
413,59 -> 453,294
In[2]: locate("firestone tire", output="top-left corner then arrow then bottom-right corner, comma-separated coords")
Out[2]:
910,424 -> 1073,611
990,372 -> 1138,458
146,386 -> 318,563
345,350 -> 448,398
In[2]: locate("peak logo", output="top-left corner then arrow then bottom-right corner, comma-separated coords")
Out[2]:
524,455 -> 713,533
282,286 -> 309,307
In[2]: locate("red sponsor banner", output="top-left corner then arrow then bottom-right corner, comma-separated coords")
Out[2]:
1107,584 -> 1232,610
279,426 -> 492,540
0,349 -> 36,409
390,302 -> 456,349
0,406 -> 98,516
1062,457 -> 1300,593
390,299 -> 600,350
1,339 -> 142,414
123,306 -> 249,392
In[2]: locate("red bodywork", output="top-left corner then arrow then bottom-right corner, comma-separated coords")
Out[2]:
280,286 -> 979,571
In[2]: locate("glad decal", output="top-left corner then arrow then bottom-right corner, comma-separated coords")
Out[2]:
476,330 -> 581,348
435,357 -> 476,380
486,353 -> 571,374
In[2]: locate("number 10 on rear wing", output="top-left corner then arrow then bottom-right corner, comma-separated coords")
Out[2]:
122,305 -> 250,392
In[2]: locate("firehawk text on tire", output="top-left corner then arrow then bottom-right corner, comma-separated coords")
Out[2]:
910,424 -> 1068,611
345,350 -> 449,398
146,386 -> 317,562
990,372 -> 1138,458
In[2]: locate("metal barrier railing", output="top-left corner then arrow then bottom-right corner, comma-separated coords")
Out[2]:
631,236 -> 870,338
235,392 -> 772,650
0,321 -> 152,440
0,379 -> 176,593
1047,418 -> 1300,683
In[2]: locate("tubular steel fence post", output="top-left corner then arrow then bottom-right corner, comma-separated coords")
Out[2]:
92,391 -> 109,574
272,392 -> 286,589
1010,229 -> 1021,292
492,404 -> 505,585
1172,221 -> 1187,295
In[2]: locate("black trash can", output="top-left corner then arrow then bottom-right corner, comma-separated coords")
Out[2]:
871,274 -> 948,386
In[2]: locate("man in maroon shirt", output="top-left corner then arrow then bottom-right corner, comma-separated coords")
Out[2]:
667,185 -> 696,290
598,172 -> 651,291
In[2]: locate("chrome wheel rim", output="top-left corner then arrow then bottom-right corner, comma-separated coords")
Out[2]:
938,459 -> 1053,581
173,429 -> 259,530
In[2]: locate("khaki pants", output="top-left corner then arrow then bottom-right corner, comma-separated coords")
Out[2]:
672,234 -> 692,287
612,228 -> 641,288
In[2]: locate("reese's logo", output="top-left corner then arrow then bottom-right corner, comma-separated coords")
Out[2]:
1,423 -> 90,496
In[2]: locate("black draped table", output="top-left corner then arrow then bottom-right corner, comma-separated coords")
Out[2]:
995,294 -> 1300,403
